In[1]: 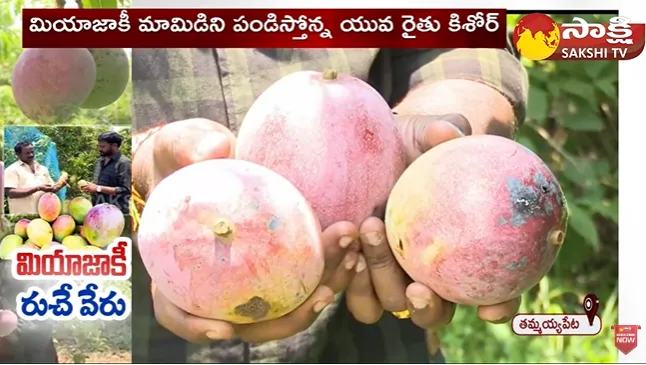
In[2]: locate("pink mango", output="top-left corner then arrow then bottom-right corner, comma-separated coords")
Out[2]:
52,214 -> 76,242
138,159 -> 325,324
83,204 -> 125,248
14,219 -> 30,239
38,193 -> 61,222
236,70 -> 406,229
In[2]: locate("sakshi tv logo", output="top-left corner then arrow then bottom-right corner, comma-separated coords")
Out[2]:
512,13 -> 645,61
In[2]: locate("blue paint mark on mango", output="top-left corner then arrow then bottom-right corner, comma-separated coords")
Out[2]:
504,169 -> 565,228
267,216 -> 281,231
506,256 -> 529,271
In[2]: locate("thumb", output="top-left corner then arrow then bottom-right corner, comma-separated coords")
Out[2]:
396,113 -> 471,164
152,118 -> 236,179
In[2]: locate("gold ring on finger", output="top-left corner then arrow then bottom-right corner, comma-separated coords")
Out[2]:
391,309 -> 411,319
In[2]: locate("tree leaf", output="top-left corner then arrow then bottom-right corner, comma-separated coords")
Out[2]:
559,79 -> 597,105
562,157 -> 597,186
583,62 -> 606,79
586,199 -> 618,224
526,85 -> 549,121
597,78 -> 617,98
566,203 -> 600,249
100,0 -> 118,8
560,102 -> 605,131
81,0 -> 92,8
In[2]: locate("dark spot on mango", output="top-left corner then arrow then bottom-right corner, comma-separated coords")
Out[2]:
234,296 -> 270,321
398,239 -> 404,251
267,216 -> 281,231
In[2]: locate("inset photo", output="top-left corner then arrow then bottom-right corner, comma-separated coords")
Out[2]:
1,1 -> 132,126
3,125 -> 132,243
1,125 -> 132,363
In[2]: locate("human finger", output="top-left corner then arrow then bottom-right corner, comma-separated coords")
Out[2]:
234,285 -> 335,343
346,254 -> 383,324
319,221 -> 359,284
325,250 -> 359,293
151,283 -> 235,344
477,296 -> 522,323
406,282 -> 455,329
396,114 -> 471,165
152,118 -> 236,179
359,217 -> 409,312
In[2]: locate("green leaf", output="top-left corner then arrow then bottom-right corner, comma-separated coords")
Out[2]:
560,101 -> 605,132
566,203 -> 600,249
526,85 -> 549,121
81,0 -> 93,8
562,157 -> 597,186
90,0 -> 118,8
559,79 -> 596,104
598,61 -> 618,81
583,62 -> 606,79
597,78 -> 617,98
515,133 -> 539,153
101,0 -> 118,8
546,81 -> 561,98
587,199 -> 618,224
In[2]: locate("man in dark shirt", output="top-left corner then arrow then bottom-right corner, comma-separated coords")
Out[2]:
80,131 -> 132,216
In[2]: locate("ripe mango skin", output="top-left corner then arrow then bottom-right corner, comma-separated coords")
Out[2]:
138,159 -> 325,324
385,135 -> 568,306
81,48 -> 130,109
11,48 -> 96,123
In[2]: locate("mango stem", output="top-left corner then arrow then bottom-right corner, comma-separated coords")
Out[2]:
322,69 -> 338,80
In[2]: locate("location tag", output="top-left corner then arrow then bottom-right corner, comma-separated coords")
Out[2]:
583,293 -> 599,326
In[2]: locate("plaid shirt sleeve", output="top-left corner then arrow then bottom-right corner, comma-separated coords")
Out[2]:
388,39 -> 529,125
131,44 -> 529,364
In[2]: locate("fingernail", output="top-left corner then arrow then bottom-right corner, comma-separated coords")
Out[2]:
363,232 -> 386,246
439,113 -> 471,136
491,315 -> 513,324
313,301 -> 329,313
438,120 -> 465,136
344,254 -> 357,270
355,255 -> 367,273
206,331 -> 221,340
408,296 -> 429,310
339,236 -> 355,248
195,134 -> 229,160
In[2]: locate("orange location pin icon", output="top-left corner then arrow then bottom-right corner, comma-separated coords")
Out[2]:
583,294 -> 599,326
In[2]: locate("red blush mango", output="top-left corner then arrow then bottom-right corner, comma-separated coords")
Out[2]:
385,135 -> 568,306
235,70 -> 406,229
137,159 -> 324,324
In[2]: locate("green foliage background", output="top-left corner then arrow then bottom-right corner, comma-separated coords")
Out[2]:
437,14 -> 618,363
0,5 -> 619,363
3,126 -> 132,204
0,0 -> 132,126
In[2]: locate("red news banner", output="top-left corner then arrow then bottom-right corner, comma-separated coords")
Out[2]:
22,9 -> 507,48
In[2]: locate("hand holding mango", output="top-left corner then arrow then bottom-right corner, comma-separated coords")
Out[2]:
55,171 -> 69,189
